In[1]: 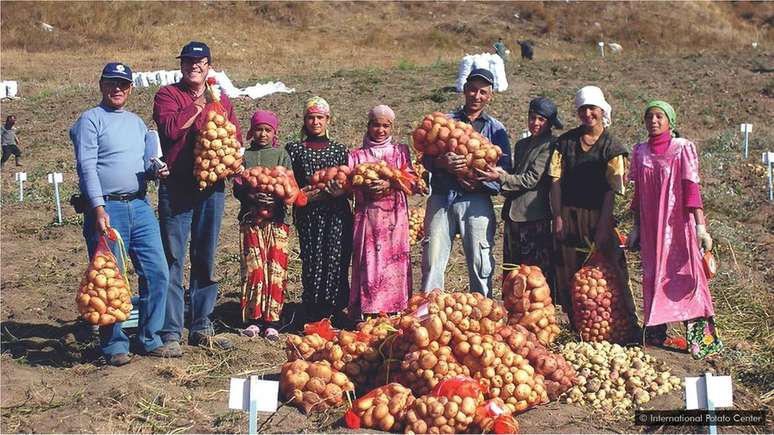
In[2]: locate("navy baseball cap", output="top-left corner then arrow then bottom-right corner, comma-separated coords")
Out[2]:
177,41 -> 211,62
101,62 -> 133,82
466,68 -> 495,87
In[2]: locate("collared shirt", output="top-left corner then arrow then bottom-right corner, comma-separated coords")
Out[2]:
71,104 -> 153,208
152,81 -> 242,187
423,108 -> 511,204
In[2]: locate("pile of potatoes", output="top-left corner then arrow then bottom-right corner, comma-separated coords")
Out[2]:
76,253 -> 133,326
471,399 -> 520,434
571,260 -> 632,343
502,265 -> 561,346
400,347 -> 470,396
279,359 -> 355,414
411,112 -> 503,180
345,383 -> 415,432
408,208 -> 426,246
424,292 -> 507,337
309,165 -> 352,191
322,330 -> 383,388
194,110 -> 243,190
286,333 -> 329,362
561,341 -> 682,414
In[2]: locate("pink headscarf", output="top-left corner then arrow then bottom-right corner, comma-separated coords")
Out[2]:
247,110 -> 279,147
363,104 -> 395,148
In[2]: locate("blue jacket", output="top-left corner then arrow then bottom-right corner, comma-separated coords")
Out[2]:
423,108 -> 511,204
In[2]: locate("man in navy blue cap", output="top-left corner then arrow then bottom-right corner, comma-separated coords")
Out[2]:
420,68 -> 511,297
71,62 -> 173,366
153,41 -> 241,351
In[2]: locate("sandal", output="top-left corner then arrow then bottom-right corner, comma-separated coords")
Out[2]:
264,327 -> 280,341
242,324 -> 261,338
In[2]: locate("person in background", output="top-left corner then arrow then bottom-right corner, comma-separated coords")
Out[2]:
421,68 -> 511,297
71,62 -> 171,366
1,115 -> 23,168
286,97 -> 353,326
477,97 -> 562,289
549,85 -> 638,337
493,38 -> 509,64
153,41 -> 241,352
348,105 -> 419,320
233,110 -> 292,341
519,40 -> 535,60
628,100 -> 722,358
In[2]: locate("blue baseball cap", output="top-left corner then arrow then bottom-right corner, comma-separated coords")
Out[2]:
100,62 -> 133,82
177,41 -> 211,62
466,68 -> 495,87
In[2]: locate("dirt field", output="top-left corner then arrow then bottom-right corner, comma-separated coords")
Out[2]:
2,2 -> 774,434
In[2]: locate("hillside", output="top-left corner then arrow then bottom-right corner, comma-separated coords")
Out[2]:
1,1 -> 773,433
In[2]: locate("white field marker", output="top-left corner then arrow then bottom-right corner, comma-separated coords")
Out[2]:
47,172 -> 63,224
14,172 -> 26,202
740,123 -> 752,159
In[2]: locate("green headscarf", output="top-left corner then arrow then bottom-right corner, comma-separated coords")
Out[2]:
645,100 -> 676,130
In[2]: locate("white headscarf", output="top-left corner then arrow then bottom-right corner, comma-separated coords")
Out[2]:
575,85 -> 612,127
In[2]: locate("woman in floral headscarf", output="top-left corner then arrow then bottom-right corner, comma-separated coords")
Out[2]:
628,100 -> 721,359
233,110 -> 292,340
549,86 -> 639,340
348,105 -> 420,319
286,97 -> 354,325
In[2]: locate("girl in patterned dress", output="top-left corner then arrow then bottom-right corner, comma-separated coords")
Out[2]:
628,100 -> 722,358
286,97 -> 354,325
233,110 -> 291,340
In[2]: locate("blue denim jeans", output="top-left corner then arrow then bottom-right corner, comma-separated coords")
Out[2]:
157,180 -> 225,343
83,198 -> 169,357
420,192 -> 496,296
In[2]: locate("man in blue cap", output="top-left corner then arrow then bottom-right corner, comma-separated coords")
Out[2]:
153,41 -> 241,352
71,62 -> 173,366
421,68 -> 511,297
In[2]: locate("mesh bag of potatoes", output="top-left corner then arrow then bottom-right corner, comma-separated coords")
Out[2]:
496,325 -> 577,401
285,333 -> 329,362
344,383 -> 416,432
472,398 -> 520,434
403,376 -> 484,434
570,249 -> 634,344
309,165 -> 353,191
400,346 -> 471,396
408,208 -> 426,246
75,229 -> 133,326
279,359 -> 355,414
351,161 -> 417,196
321,329 -> 383,389
502,264 -> 561,346
411,112 -> 503,181
193,80 -> 243,190
450,331 -> 548,414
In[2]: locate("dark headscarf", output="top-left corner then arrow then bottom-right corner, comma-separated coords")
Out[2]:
529,97 -> 563,129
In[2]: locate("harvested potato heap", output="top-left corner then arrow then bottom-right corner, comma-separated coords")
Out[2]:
560,341 -> 682,414
411,112 -> 503,180
408,208 -> 426,246
502,265 -> 561,346
237,166 -> 307,209
285,333 -> 329,362
351,161 -> 415,195
404,393 -> 480,434
472,399 -> 520,434
570,254 -> 631,343
344,383 -> 416,432
322,330 -> 382,388
279,359 -> 355,414
310,165 -> 353,191
76,251 -> 133,326
496,325 -> 577,401
451,331 -> 548,413
194,107 -> 243,190
400,346 -> 471,396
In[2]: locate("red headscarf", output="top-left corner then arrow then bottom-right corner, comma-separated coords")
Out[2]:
247,110 -> 280,147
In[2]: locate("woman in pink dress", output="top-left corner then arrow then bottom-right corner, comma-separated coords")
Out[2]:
628,100 -> 722,359
348,105 -> 416,319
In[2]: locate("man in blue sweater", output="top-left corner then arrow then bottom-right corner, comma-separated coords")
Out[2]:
71,63 -> 174,366
421,68 -> 511,297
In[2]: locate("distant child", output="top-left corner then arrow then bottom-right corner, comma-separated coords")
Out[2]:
1,115 -> 23,168
233,110 -> 292,340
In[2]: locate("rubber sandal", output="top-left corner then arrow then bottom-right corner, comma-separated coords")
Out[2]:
242,324 -> 261,338
264,327 -> 279,341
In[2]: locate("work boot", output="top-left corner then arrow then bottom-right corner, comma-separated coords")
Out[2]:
189,331 -> 233,350
147,341 -> 183,358
107,353 -> 133,366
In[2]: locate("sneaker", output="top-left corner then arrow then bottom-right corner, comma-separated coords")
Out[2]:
147,342 -> 183,358
189,331 -> 234,350
263,328 -> 280,341
107,353 -> 133,366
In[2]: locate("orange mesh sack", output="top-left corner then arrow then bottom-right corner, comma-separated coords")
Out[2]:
75,229 -> 133,326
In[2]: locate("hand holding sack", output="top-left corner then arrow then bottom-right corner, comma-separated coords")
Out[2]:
502,264 -> 561,346
351,161 -> 419,197
411,112 -> 503,181
237,166 -> 308,218
75,229 -> 133,326
194,80 -> 243,190
570,248 -> 631,343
